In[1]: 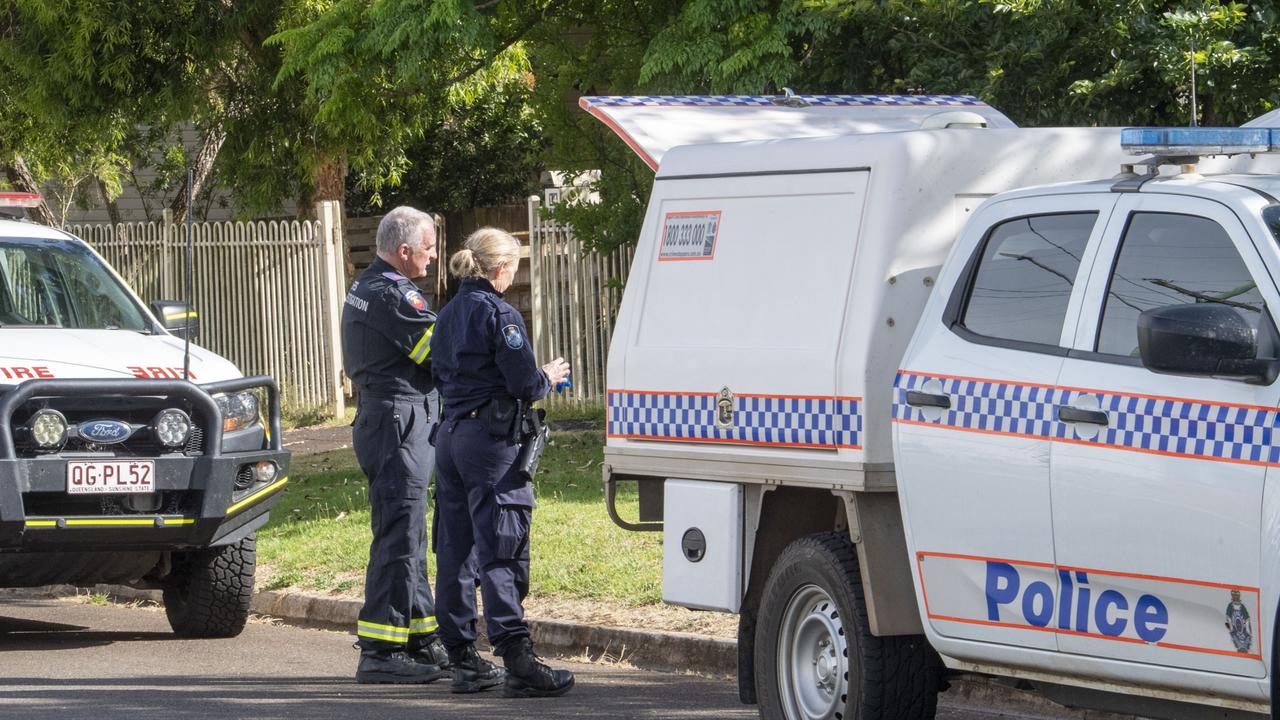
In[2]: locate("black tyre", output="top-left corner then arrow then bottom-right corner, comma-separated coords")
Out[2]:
755,532 -> 940,720
163,534 -> 256,638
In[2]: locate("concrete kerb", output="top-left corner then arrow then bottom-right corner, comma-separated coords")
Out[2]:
32,584 -> 738,677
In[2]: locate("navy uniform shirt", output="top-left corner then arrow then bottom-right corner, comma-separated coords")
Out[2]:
341,257 -> 436,396
431,276 -> 549,417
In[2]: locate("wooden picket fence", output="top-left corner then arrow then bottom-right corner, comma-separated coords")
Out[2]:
62,197 -> 632,418
526,197 -> 633,407
66,202 -> 347,415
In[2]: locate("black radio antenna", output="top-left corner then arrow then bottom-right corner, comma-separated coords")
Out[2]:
183,167 -> 194,380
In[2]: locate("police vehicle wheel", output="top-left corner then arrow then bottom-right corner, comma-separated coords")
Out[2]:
163,534 -> 256,638
755,532 -> 940,720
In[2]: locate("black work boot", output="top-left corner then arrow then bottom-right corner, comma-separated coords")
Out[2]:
448,644 -> 506,694
409,634 -> 452,670
356,648 -> 449,684
500,637 -> 575,698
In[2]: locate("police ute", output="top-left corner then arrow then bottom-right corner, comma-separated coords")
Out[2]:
0,193 -> 289,638
590,95 -> 1280,719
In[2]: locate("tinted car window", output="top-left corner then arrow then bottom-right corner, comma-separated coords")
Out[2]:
0,238 -> 148,331
1096,212 -> 1265,357
960,213 -> 1098,346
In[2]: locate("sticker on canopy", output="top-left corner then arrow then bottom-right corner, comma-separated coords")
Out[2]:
659,211 -> 721,261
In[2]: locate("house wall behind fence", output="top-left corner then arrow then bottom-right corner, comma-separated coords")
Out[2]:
67,206 -> 345,414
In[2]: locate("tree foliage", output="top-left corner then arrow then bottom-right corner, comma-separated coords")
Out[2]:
531,0 -> 1280,253
344,79 -> 544,214
7,0 -> 1280,235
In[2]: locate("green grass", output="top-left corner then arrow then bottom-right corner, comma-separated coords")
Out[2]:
544,401 -> 606,425
281,405 -> 356,430
258,430 -> 663,605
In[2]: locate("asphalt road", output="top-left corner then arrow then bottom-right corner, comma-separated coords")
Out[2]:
0,595 -> 1045,720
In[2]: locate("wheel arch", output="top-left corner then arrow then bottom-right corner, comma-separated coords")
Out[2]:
737,488 -> 924,705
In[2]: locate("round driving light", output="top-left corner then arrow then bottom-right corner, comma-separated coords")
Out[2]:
153,409 -> 193,448
30,410 -> 67,450
253,461 -> 278,484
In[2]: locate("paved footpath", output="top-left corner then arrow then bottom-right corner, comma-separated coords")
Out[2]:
0,596 -> 1036,720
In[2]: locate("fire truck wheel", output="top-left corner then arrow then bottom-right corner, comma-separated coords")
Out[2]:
755,532 -> 940,720
163,533 -> 256,638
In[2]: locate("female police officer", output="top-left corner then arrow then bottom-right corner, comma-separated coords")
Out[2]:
431,226 -> 574,698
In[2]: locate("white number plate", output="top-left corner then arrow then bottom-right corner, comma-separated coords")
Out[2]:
66,461 -> 155,495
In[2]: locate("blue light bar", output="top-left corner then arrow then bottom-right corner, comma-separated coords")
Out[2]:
1121,127 -> 1277,156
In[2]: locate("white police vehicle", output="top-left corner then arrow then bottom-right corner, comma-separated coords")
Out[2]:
591,95 -> 1280,719
0,194 -> 289,638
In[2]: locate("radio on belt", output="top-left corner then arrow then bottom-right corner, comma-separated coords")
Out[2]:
590,91 -> 1280,719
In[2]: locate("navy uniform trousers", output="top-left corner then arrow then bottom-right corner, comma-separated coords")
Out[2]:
353,391 -> 439,651
433,415 -> 533,655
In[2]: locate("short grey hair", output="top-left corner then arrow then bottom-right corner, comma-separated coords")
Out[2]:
376,206 -> 435,255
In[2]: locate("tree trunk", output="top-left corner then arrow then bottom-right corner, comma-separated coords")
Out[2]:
97,178 -> 125,242
311,153 -> 348,212
98,178 -> 122,226
170,125 -> 227,223
1200,94 -> 1218,127
310,152 -> 350,277
3,156 -> 56,226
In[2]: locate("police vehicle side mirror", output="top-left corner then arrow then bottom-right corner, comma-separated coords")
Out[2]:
150,300 -> 200,341
1137,303 -> 1280,385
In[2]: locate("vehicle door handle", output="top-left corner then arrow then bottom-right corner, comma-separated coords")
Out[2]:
906,391 -> 951,410
1056,406 -> 1109,426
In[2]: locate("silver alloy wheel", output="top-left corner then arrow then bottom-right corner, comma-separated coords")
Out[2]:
776,583 -> 850,720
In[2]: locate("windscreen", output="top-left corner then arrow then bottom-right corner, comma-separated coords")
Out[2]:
0,238 -> 149,331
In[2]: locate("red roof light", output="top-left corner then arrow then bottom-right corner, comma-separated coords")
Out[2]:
0,192 -> 43,208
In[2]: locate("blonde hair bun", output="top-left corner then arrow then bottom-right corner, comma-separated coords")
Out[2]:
449,227 -> 521,279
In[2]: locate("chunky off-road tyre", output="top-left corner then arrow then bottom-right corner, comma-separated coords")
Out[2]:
755,532 -> 941,720
163,534 -> 256,638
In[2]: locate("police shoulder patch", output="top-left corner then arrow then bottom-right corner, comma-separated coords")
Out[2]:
502,324 -> 524,350
404,290 -> 427,312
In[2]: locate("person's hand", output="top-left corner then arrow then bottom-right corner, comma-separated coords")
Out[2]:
542,357 -> 570,386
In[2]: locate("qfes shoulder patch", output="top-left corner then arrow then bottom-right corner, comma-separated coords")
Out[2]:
503,324 -> 524,350
404,290 -> 427,312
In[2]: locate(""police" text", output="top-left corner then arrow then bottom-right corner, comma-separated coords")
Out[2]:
985,562 -> 1169,642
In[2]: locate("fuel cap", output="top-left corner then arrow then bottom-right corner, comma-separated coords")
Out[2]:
681,528 -> 706,562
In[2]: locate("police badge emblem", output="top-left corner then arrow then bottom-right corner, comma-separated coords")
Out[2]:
503,324 -> 524,349
715,386 -> 735,429
1225,589 -> 1253,654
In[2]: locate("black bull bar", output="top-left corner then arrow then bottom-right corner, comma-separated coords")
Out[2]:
0,376 -> 287,547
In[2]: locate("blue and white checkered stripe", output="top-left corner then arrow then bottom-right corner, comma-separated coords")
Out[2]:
893,372 -> 1068,438
894,372 -> 1280,466
582,95 -> 987,108
608,391 -> 861,448
1065,391 -> 1280,464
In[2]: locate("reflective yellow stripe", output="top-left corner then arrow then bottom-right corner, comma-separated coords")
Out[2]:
226,476 -> 289,516
409,326 -> 434,364
358,621 -> 410,642
359,620 -> 411,633
163,310 -> 199,321
409,616 -> 438,634
24,516 -> 195,529
357,628 -> 408,643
